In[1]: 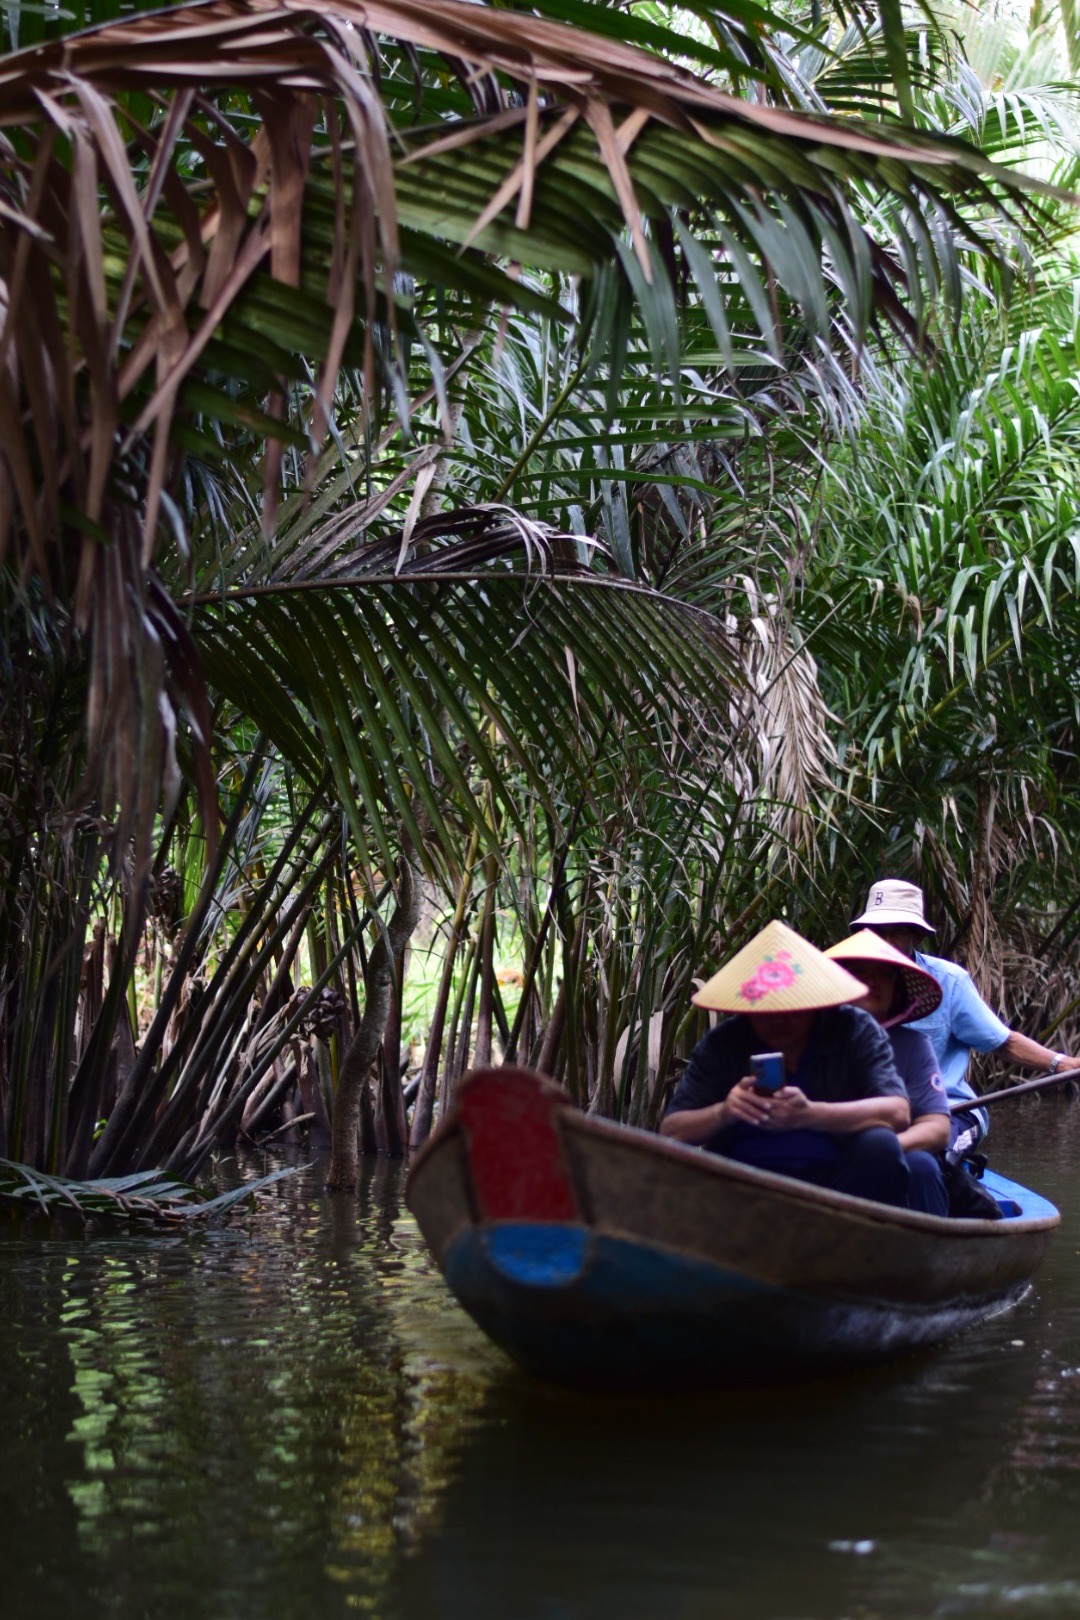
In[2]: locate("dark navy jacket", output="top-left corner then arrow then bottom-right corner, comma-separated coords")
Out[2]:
665,1005 -> 906,1154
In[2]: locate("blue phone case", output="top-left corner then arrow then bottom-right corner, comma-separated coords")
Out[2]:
750,1052 -> 785,1093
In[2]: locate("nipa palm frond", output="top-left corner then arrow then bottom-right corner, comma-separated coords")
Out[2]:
0,0 -> 1062,881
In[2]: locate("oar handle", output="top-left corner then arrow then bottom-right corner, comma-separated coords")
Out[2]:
948,1066 -> 1080,1114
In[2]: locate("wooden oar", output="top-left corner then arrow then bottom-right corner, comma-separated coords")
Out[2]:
949,1067 -> 1080,1114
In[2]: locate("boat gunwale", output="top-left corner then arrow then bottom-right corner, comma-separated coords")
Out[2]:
407,1070 -> 1060,1241
559,1109 -> 1060,1238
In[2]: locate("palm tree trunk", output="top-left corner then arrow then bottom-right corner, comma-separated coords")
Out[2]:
473,851 -> 498,1069
375,939 -> 409,1154
327,859 -> 420,1191
409,829 -> 480,1148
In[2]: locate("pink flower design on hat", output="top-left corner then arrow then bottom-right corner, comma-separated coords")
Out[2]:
739,949 -> 800,1004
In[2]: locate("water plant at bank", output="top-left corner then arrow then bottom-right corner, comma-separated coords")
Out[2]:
0,1155 -> 298,1222
1,0 -> 1077,1186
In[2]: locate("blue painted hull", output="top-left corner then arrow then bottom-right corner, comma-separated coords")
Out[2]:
443,1220 -> 1031,1388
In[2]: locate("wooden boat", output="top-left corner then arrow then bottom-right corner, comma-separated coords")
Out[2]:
406,1066 -> 1060,1389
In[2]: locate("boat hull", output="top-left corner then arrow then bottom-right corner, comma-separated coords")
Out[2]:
442,1222 -> 1032,1387
406,1068 -> 1059,1389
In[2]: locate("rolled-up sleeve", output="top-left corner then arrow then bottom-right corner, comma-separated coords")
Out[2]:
892,1028 -> 949,1116
948,971 -> 1010,1053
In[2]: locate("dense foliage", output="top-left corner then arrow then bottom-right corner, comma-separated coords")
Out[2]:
2,0 -> 1078,1184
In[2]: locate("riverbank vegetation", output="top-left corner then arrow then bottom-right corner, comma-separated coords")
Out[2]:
2,0 -> 1079,1186
0,1154 -> 297,1221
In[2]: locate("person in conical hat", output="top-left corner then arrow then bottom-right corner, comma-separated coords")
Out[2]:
826,928 -> 943,1029
690,918 -> 869,1016
852,877 -> 1077,1152
661,920 -> 914,1210
825,930 -> 948,1216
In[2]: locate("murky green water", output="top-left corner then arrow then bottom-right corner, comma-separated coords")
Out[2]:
3,1103 -> 1080,1620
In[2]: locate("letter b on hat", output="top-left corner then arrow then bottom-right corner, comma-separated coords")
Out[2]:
852,879 -> 934,932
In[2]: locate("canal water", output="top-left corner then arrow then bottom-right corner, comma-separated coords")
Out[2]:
3,1102 -> 1080,1620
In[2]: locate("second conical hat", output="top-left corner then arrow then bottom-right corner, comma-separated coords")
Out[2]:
692,919 -> 868,1014
824,929 -> 942,1024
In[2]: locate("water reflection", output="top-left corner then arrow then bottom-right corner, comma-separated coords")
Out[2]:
1,1105 -> 1080,1620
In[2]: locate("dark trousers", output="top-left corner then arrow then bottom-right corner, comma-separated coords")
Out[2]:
904,1148 -> 948,1216
726,1125 -> 910,1209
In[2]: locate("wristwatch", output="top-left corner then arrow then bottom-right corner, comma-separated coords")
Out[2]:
1049,1052 -> 1069,1073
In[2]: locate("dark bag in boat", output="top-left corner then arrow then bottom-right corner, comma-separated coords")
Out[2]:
941,1152 -> 1003,1221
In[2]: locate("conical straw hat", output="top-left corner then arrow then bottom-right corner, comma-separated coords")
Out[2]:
692,919 -> 868,1014
824,929 -> 942,1025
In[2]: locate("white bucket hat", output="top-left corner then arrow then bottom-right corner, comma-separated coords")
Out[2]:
851,879 -> 934,934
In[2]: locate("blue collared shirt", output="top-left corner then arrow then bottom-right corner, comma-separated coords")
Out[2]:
908,951 -> 1009,1107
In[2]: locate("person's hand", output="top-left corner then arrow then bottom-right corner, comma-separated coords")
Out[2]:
723,1075 -> 775,1128
762,1085 -> 819,1131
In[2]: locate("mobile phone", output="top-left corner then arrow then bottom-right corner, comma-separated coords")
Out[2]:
750,1052 -> 785,1094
